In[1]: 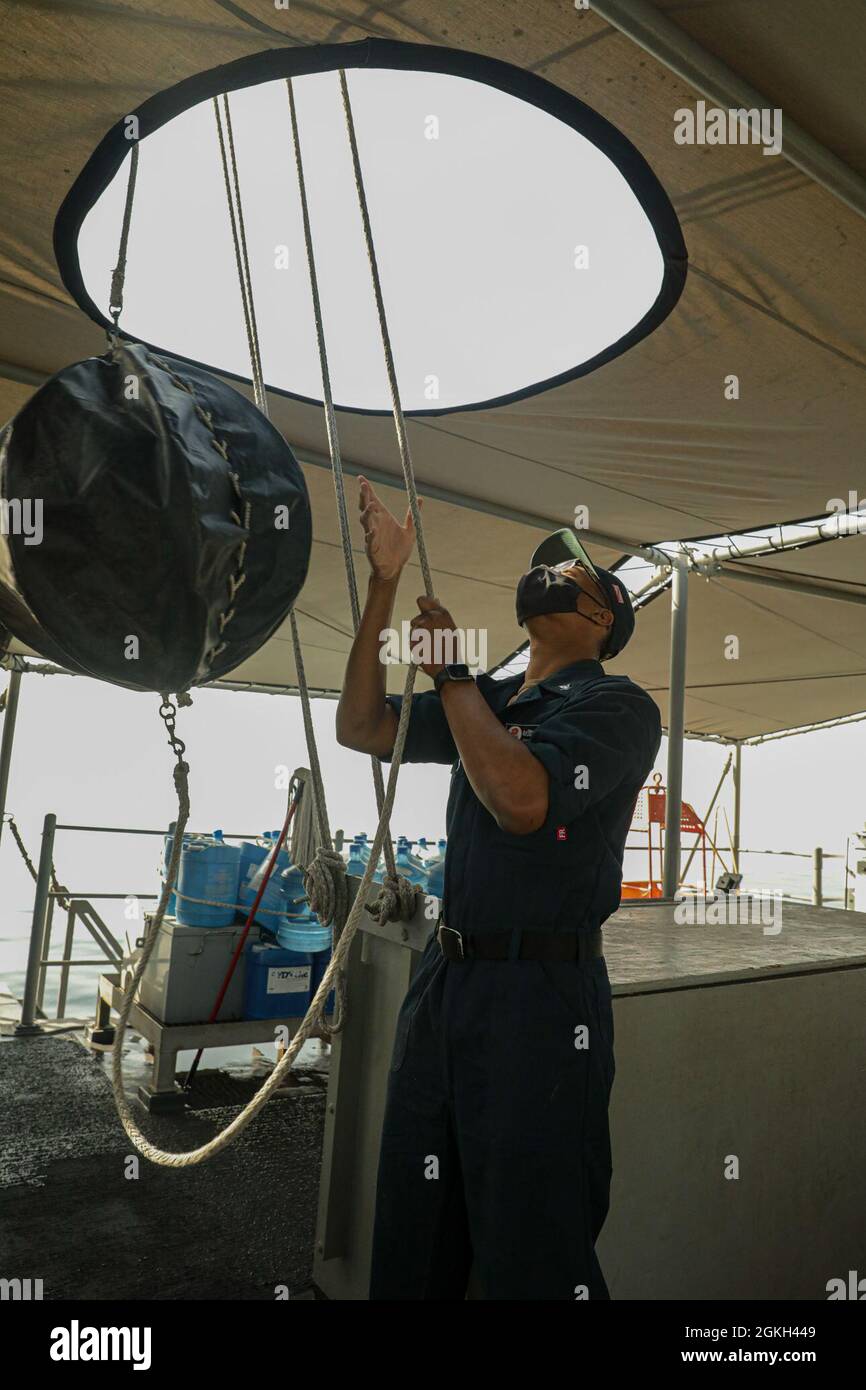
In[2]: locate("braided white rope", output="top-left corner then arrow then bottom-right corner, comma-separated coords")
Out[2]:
338,70 -> 434,600
109,692 -> 415,1166
106,74 -> 430,1165
286,77 -> 402,887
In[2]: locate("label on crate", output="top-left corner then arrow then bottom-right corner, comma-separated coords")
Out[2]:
267,965 -> 311,994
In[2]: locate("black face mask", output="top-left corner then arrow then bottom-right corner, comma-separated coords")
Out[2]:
515,564 -> 588,627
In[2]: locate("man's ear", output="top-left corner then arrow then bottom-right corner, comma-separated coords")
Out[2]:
576,593 -> 613,632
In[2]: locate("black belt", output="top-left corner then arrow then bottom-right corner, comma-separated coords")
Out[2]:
436,924 -> 602,963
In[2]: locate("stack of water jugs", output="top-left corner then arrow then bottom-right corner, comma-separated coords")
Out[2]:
343,833 -> 446,901
161,825 -> 334,1024
161,825 -> 446,1024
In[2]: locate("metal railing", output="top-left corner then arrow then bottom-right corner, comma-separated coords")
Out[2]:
13,814 -> 860,1037
620,842 -> 855,907
13,814 -> 262,1035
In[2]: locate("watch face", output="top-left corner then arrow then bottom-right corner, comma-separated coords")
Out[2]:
446,664 -> 471,679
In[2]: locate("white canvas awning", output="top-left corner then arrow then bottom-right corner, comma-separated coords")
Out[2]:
2,1 -> 865,735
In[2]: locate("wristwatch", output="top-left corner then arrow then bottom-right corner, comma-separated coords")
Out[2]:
434,663 -> 474,694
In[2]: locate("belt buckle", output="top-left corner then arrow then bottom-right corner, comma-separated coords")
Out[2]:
438,925 -> 465,961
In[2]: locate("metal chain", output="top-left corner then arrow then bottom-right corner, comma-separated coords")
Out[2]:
5,815 -> 71,911
108,140 -> 139,335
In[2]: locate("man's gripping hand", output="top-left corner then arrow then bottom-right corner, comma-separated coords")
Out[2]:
409,595 -> 463,679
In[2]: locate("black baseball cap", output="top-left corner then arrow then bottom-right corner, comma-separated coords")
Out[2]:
528,529 -> 635,658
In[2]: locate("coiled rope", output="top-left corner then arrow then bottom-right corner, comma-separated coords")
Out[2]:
108,71 -> 434,1164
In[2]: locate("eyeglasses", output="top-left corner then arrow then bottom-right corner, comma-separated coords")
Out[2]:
550,559 -> 608,609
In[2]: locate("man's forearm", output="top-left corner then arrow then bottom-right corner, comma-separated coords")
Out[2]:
439,681 -> 549,834
336,574 -> 400,753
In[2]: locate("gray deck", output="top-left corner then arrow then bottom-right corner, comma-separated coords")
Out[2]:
605,898 -> 866,991
0,1032 -> 325,1300
3,898 -> 865,1300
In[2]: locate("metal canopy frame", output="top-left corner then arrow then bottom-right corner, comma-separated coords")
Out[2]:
591,0 -> 866,224
3,399 -> 865,905
2,2 -> 864,988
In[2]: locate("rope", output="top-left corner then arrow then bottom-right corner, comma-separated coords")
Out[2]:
286,76 -> 401,885
212,94 -> 267,413
167,887 -> 286,917
338,69 -> 434,600
288,768 -> 321,870
212,93 -> 356,1032
109,142 -> 139,329
287,618 -> 350,1035
105,72 -> 428,1165
109,693 -> 414,1167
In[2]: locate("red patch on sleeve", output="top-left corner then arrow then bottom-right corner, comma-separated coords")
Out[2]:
556,826 -> 568,841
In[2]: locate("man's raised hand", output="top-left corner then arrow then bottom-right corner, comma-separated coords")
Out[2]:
358,476 -> 418,582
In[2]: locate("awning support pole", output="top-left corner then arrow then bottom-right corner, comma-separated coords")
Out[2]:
732,741 -> 742,873
663,559 -> 688,897
0,669 -> 22,848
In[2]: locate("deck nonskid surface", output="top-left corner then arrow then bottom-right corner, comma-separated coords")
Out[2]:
604,899 -> 866,990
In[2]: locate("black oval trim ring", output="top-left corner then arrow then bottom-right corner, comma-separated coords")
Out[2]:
54,36 -> 688,420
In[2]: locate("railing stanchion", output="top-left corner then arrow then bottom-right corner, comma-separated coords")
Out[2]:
16,812 -> 56,1035
56,903 -> 78,1020
812,847 -> 824,908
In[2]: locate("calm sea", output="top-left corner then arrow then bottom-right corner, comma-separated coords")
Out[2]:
1,842 -> 848,1028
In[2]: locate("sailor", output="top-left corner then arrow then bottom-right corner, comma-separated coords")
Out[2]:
336,478 -> 661,1301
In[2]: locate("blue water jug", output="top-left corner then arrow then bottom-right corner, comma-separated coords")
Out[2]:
359,832 -> 395,882
277,869 -> 337,1020
396,836 -> 428,887
176,832 -> 241,928
281,864 -> 309,917
161,821 -> 192,917
238,835 -> 290,931
277,915 -> 334,1014
244,940 -> 312,1020
346,839 -> 367,879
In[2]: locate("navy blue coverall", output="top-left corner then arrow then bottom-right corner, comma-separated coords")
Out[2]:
369,658 -> 661,1300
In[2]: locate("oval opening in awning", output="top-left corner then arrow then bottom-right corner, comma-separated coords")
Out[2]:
55,39 -> 687,416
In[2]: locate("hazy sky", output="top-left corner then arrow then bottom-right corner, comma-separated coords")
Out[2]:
78,66 -> 663,412
1,669 -> 862,940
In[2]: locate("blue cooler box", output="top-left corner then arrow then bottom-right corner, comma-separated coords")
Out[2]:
244,941 -> 311,1020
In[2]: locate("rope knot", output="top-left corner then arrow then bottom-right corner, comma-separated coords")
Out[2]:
303,846 -> 348,932
365,873 -> 419,925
